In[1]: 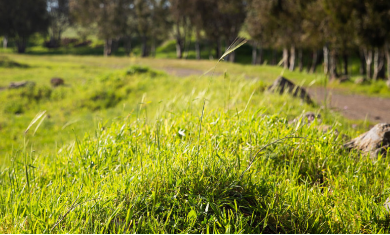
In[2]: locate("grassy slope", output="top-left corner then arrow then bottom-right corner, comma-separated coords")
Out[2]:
0,54 -> 389,233
0,54 -> 372,156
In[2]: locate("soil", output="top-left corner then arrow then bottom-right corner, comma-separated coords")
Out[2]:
307,88 -> 390,123
162,67 -> 390,123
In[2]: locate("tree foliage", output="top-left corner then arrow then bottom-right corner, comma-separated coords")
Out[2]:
0,0 -> 50,53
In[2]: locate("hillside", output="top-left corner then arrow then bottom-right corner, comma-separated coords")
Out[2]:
0,54 -> 389,233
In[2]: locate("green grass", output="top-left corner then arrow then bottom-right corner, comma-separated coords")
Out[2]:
0,53 -> 389,233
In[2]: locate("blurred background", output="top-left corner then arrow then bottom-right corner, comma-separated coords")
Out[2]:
1,0 -> 390,81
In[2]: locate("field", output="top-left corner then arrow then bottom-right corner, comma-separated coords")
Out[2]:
0,53 -> 390,233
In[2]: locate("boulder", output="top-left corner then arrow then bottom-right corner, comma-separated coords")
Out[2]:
268,76 -> 313,104
343,123 -> 390,158
51,77 -> 65,87
8,81 -> 35,89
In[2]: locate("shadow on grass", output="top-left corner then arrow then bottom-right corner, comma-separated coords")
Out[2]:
24,46 -> 131,57
0,56 -> 30,68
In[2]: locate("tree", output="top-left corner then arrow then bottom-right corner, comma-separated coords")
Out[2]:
169,0 -> 194,59
70,0 -> 134,56
195,0 -> 246,60
248,0 -> 307,70
48,0 -> 71,46
245,0 -> 277,65
132,0 -> 170,57
320,0 -> 357,78
353,0 -> 390,80
0,0 -> 50,53
218,0 -> 246,62
302,0 -> 327,73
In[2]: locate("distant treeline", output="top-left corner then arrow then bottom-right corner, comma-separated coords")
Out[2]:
1,0 -> 390,80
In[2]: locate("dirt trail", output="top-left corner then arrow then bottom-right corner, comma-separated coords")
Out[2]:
307,88 -> 390,123
162,67 -> 390,123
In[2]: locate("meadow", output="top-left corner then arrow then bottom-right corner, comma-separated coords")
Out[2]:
0,53 -> 390,233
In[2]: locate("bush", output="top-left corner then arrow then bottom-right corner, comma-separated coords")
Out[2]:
126,65 -> 163,77
3,99 -> 26,114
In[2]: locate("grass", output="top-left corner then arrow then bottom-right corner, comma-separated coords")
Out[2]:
0,53 -> 389,233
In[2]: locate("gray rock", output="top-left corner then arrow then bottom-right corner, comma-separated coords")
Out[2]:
268,76 -> 313,104
51,77 -> 65,87
344,123 -> 390,158
8,81 -> 35,89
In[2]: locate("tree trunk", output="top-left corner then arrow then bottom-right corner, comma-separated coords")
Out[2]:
111,38 -> 118,54
124,36 -> 132,57
283,47 -> 289,69
3,36 -> 8,48
373,48 -> 385,80
229,51 -> 236,62
323,45 -> 329,75
257,47 -> 263,65
306,52 -> 311,72
298,48 -> 303,72
141,36 -> 148,57
378,56 -> 385,79
208,41 -> 213,60
310,49 -> 318,73
289,45 -> 296,71
195,40 -> 201,60
364,48 -> 373,79
373,47 -> 379,80
104,39 -> 112,56
227,38 -> 236,62
195,29 -> 201,60
176,38 -> 183,59
359,49 -> 366,75
342,52 -> 348,75
175,22 -> 183,59
329,49 -> 338,79
57,27 -> 63,44
16,38 -> 26,53
215,39 -> 221,59
385,43 -> 390,80
252,44 -> 257,65
151,37 -> 156,58
184,29 -> 192,59
271,49 -> 277,65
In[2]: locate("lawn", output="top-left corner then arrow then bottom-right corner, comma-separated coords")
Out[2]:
0,53 -> 389,233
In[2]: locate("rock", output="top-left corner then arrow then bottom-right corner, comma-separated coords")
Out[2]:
343,123 -> 390,158
8,81 -> 35,89
305,112 -> 321,123
355,77 -> 370,85
51,77 -> 65,87
268,76 -> 313,104
289,112 -> 321,125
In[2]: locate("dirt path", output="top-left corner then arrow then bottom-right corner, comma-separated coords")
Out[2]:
307,88 -> 390,123
163,67 -> 390,123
